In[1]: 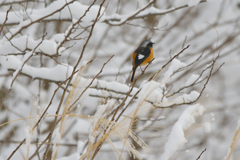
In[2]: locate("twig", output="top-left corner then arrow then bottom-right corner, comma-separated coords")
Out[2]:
8,0 -> 75,41
153,50 -> 220,108
170,51 -> 204,76
149,45 -> 190,81
115,89 -> 141,122
28,133 -> 52,160
166,58 -> 215,98
1,33 -> 47,108
0,5 -> 12,35
68,55 -> 114,110
43,0 -> 106,158
182,36 -> 187,49
32,69 -> 80,130
106,0 -> 156,26
56,0 -> 97,55
7,139 -> 26,160
104,1 -> 206,25
90,58 -> 154,160
196,148 -> 206,160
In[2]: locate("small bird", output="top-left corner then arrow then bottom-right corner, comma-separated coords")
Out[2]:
131,39 -> 154,82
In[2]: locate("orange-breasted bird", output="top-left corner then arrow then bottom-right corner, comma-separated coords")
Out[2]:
131,39 -> 154,82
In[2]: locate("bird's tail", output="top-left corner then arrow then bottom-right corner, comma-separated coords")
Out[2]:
131,67 -> 136,82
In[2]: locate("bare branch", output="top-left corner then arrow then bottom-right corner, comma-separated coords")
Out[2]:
0,5 -> 12,35
29,133 -> 52,160
104,0 -> 156,26
7,139 -> 26,160
196,148 -> 206,160
149,45 -> 190,81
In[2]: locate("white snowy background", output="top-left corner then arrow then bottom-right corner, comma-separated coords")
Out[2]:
0,0 -> 240,160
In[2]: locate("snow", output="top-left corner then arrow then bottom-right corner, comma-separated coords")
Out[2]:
138,80 -> 161,103
160,104 -> 206,160
0,0 -> 237,159
0,55 -> 73,82
202,122 -> 211,133
161,59 -> 187,87
104,0 -> 155,25
77,141 -> 85,154
0,36 -> 61,56
174,91 -> 200,104
0,0 -> 105,25
10,51 -> 33,89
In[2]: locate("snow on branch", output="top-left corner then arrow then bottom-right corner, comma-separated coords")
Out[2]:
103,0 -> 206,25
0,56 -> 73,82
0,0 -> 104,42
1,33 -> 46,110
160,104 -> 206,160
0,35 -> 64,56
0,0 -> 104,26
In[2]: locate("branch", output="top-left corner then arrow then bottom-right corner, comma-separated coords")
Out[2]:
149,45 -> 190,81
104,0 -> 156,26
0,5 -> 11,35
28,133 -> 52,160
104,1 -> 206,25
7,0 -> 75,41
90,58 -> 154,160
7,139 -> 26,160
43,0 -> 106,158
56,0 -> 97,55
1,33 -> 47,107
68,55 -> 114,110
153,52 -> 219,108
196,148 -> 206,160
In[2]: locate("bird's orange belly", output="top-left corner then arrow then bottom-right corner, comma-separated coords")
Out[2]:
140,47 -> 154,66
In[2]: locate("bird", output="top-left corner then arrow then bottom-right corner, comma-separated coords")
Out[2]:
131,39 -> 154,82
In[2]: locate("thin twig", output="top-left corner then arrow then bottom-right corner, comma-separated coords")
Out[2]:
68,55 -> 114,110
56,0 -> 97,55
0,5 -> 12,35
8,0 -> 75,41
7,139 -> 26,160
106,0 -> 156,26
43,0 -> 105,158
104,1 -> 206,25
149,45 -> 190,81
196,148 -> 206,160
90,58 -> 154,160
28,133 -> 52,160
1,33 -> 47,108
153,51 -> 220,108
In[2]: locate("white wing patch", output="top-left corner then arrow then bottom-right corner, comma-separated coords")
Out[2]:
138,54 -> 145,60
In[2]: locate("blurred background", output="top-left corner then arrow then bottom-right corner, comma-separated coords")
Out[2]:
0,0 -> 240,159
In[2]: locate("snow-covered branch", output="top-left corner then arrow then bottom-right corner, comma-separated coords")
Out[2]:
104,0 -> 206,25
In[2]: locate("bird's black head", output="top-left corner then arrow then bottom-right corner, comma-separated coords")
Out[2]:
147,41 -> 154,47
140,39 -> 154,48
